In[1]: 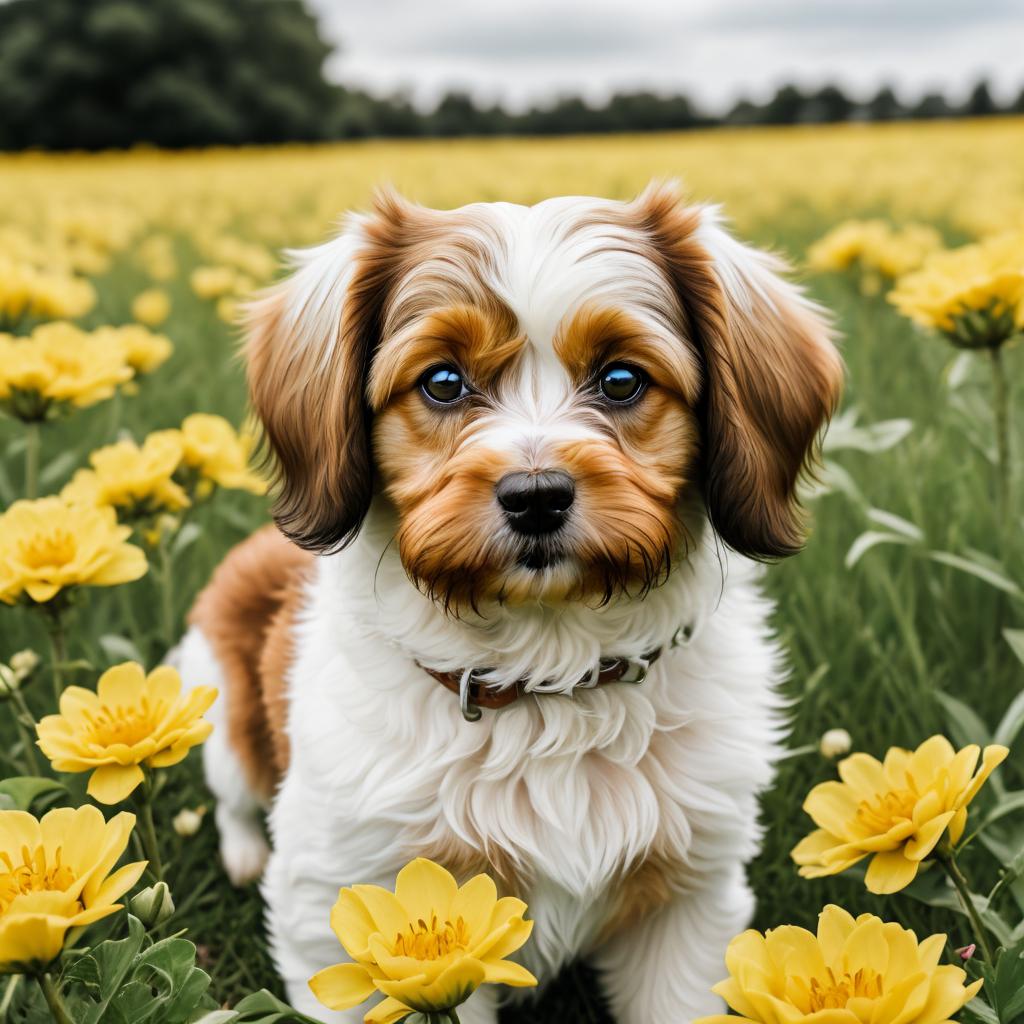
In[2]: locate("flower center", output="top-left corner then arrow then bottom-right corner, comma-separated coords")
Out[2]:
82,701 -> 156,747
808,968 -> 883,1010
393,914 -> 471,961
856,788 -> 917,832
18,530 -> 77,569
0,845 -> 78,914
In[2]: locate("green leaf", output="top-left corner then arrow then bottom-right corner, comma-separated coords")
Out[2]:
39,450 -> 79,489
171,522 -> 202,558
1004,629 -> 1024,667
993,682 -> 1024,750
230,990 -> 325,1023
961,995 -> 999,1024
190,1013 -> 238,1024
845,530 -> 917,569
0,776 -> 67,812
99,634 -> 145,666
64,915 -> 148,1023
927,551 -> 1022,597
822,408 -> 913,453
935,692 -> 992,748
865,507 -> 924,541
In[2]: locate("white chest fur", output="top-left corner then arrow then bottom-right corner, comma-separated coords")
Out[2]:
267,517 -> 786,981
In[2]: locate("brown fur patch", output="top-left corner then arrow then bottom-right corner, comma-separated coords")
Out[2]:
246,190 -> 510,555
624,183 -> 843,560
414,834 -> 524,896
594,854 -> 685,948
189,525 -> 313,800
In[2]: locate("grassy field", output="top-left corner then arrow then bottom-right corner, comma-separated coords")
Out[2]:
1,120 -> 1023,1021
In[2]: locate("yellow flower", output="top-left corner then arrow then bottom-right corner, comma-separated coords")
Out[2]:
180,414 -> 267,494
0,322 -> 134,421
36,662 -> 218,805
808,220 -> 941,281
97,324 -> 173,375
309,858 -> 536,1023
792,736 -> 1008,894
695,904 -> 982,1024
0,257 -> 96,324
190,265 -> 237,300
62,431 -> 189,517
0,498 -> 147,605
0,805 -> 146,973
130,288 -> 171,328
889,232 -> 1024,346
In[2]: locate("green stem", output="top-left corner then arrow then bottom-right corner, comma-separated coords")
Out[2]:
939,851 -> 996,964
8,684 -> 41,774
46,615 -> 66,708
989,345 -> 1011,531
157,530 -> 176,649
447,1011 -> 462,1024
135,779 -> 165,882
25,421 -> 40,500
0,974 -> 21,1017
35,973 -> 73,1024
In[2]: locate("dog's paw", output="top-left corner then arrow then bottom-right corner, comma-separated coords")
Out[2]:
218,815 -> 270,886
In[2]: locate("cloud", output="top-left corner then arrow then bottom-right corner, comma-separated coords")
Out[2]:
307,0 -> 1023,110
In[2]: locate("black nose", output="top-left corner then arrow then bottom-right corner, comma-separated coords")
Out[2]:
495,470 -> 575,536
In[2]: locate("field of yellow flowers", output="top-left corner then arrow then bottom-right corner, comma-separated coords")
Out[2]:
1,118 -> 1023,1024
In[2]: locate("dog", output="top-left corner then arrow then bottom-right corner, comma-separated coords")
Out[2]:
176,181 -> 842,1023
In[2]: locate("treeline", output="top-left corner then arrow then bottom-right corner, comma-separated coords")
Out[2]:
340,79 -> 1024,139
1,0 -> 1021,151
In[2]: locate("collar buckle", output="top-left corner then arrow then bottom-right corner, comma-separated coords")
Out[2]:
459,669 -> 484,723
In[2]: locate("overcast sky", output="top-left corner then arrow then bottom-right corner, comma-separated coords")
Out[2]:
307,0 -> 1024,112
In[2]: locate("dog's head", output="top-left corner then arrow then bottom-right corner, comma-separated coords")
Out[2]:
246,183 -> 842,611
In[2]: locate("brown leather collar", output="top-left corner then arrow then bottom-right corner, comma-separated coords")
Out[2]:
419,647 -> 663,721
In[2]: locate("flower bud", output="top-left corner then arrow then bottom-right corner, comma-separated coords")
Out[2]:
955,943 -> 976,961
819,728 -> 852,759
9,649 -> 40,682
130,881 -> 175,928
0,665 -> 19,700
173,806 -> 206,837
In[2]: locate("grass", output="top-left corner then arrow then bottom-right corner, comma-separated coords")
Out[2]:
1,143 -> 1022,1021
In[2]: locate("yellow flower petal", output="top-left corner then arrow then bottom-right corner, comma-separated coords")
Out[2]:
376,958 -> 486,1014
350,884 -> 411,944
802,782 -> 861,837
481,958 -> 537,987
87,763 -> 146,804
96,662 -> 148,708
308,962 -> 377,1011
331,888 -> 380,962
394,858 -> 459,924
865,849 -> 920,894
451,873 -> 498,944
364,996 -> 415,1024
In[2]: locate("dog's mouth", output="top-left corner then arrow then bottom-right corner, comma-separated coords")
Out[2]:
517,542 -> 567,571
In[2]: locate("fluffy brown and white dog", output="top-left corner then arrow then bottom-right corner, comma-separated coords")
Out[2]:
176,182 -> 842,1023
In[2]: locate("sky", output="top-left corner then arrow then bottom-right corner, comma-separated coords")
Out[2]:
307,0 -> 1024,112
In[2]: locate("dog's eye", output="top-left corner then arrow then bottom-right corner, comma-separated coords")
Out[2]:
599,364 -> 646,403
421,365 -> 468,404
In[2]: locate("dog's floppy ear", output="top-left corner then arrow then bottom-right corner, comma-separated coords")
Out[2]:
244,190 -> 411,553
635,183 -> 843,559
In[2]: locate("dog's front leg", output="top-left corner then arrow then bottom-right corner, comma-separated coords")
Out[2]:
592,863 -> 754,1023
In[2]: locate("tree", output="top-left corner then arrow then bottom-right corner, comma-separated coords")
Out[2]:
761,84 -> 807,124
803,84 -> 855,124
910,92 -> 953,120
864,85 -> 904,121
0,0 -> 346,149
964,79 -> 998,117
